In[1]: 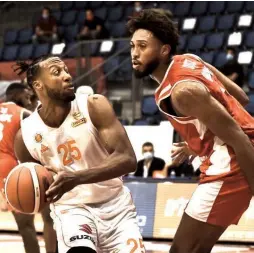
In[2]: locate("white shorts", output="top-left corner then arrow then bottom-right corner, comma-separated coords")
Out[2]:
50,186 -> 145,253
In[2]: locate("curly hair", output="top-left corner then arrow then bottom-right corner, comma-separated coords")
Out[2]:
127,8 -> 179,55
13,55 -> 53,89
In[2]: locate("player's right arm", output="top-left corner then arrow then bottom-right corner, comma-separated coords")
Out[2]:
172,81 -> 254,194
205,62 -> 249,106
14,129 -> 38,163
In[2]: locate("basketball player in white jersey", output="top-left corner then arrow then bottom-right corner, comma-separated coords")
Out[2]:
13,56 -> 145,253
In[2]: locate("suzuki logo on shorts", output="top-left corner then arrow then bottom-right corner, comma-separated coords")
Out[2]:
70,235 -> 95,245
164,197 -> 189,217
137,215 -> 147,227
79,224 -> 92,234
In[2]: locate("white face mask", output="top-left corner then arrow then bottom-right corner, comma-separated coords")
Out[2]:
42,14 -> 49,19
226,53 -> 234,61
135,6 -> 142,12
143,151 -> 153,160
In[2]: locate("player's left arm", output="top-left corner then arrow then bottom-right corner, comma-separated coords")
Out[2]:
77,94 -> 137,183
171,81 -> 254,194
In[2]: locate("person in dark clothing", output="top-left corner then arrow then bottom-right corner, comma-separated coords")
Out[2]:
32,7 -> 58,44
220,47 -> 244,88
134,142 -> 165,177
77,9 -> 108,40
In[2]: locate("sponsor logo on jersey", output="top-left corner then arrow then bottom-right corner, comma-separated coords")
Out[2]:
79,224 -> 92,234
69,235 -> 95,244
112,249 -> 120,253
35,133 -> 43,143
40,144 -> 49,154
71,118 -> 86,128
72,112 -> 82,120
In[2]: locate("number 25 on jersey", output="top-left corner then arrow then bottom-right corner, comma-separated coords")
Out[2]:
57,140 -> 81,166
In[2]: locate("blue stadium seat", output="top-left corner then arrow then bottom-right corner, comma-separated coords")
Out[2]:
115,40 -> 130,54
60,1 -> 74,11
245,31 -> 254,48
132,119 -> 149,126
109,22 -> 126,38
213,51 -> 227,68
4,29 -> 18,45
187,34 -> 206,51
61,10 -> 77,26
206,33 -> 225,50
89,42 -> 100,56
89,1 -> 103,9
74,1 -> 89,10
63,25 -> 78,42
158,2 -> 174,12
18,44 -> 34,60
57,26 -> 65,40
245,93 -> 254,115
2,45 -> 19,61
208,1 -> 225,14
104,57 -> 119,81
107,7 -> 124,22
226,1 -> 244,13
178,35 -> 188,51
34,44 -> 50,59
94,7 -> 107,20
77,11 -> 85,25
17,28 -> 33,44
198,16 -> 216,33
0,48 -> 2,61
117,56 -> 132,81
105,1 -> 118,6
63,42 -> 78,58
142,96 -> 158,116
174,2 -> 191,17
248,72 -> 254,89
190,1 -> 208,16
217,14 -> 235,31
51,10 -> 62,25
245,1 -> 254,12
199,51 -> 215,64
123,6 -> 134,20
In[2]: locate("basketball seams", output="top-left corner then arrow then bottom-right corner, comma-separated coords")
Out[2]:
29,166 -> 41,214
17,168 -> 25,212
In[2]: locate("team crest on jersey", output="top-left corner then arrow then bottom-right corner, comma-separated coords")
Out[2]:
72,112 -> 81,120
34,133 -> 43,143
71,118 -> 86,128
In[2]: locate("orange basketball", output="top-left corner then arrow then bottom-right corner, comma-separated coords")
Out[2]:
4,162 -> 54,214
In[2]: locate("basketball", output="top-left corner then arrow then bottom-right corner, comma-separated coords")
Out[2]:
4,162 -> 54,214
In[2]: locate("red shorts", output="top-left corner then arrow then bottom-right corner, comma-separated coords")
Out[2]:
0,154 -> 18,190
185,177 -> 252,228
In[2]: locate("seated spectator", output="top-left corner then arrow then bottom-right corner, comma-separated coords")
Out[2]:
166,160 -> 194,177
77,9 -> 108,40
220,47 -> 244,88
134,142 -> 165,177
132,2 -> 143,17
32,7 -> 58,44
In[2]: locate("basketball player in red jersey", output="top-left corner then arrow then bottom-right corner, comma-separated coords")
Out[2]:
127,9 -> 254,253
0,83 -> 57,253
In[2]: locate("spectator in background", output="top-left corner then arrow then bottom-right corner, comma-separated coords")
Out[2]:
132,2 -> 143,17
134,142 -> 165,177
77,9 -> 108,40
220,47 -> 244,88
32,7 -> 58,44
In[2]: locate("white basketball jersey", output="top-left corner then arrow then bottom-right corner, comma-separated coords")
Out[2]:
21,94 -> 123,205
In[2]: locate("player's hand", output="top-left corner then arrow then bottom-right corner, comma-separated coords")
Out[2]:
171,142 -> 197,166
46,170 -> 79,203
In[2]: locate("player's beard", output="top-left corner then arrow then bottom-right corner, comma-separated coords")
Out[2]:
133,58 -> 160,79
45,86 -> 75,103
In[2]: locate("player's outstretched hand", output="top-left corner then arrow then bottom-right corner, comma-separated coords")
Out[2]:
46,170 -> 79,203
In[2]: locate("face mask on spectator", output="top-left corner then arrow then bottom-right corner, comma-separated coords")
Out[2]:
143,152 -> 153,160
226,53 -> 234,61
135,6 -> 142,12
42,14 -> 49,19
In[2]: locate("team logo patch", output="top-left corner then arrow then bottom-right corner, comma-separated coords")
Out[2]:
71,118 -> 86,128
35,133 -> 43,143
79,224 -> 92,234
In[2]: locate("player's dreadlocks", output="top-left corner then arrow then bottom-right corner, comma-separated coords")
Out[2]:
127,8 -> 179,55
13,55 -> 53,89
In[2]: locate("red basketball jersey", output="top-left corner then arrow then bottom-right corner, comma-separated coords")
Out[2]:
155,54 -> 254,184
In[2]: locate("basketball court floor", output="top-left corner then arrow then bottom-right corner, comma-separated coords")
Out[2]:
0,211 -> 254,253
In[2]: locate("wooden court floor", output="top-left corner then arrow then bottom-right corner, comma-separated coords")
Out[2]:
0,233 -> 254,253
